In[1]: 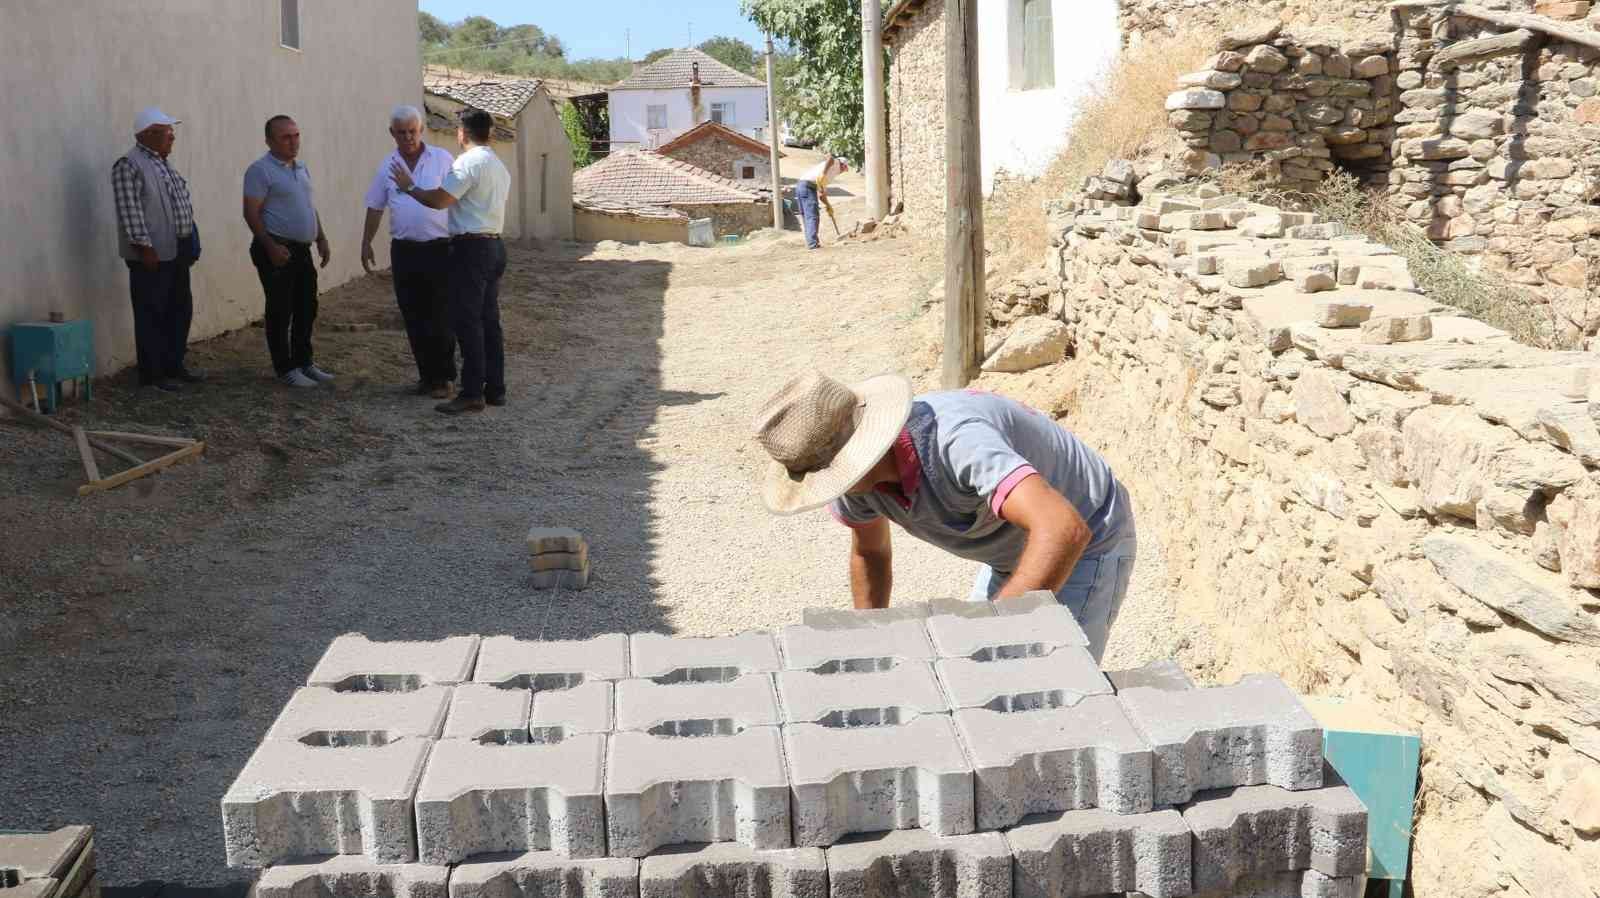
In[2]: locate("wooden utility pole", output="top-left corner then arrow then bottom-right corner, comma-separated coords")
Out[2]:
861,0 -> 888,220
766,34 -> 784,229
943,0 -> 984,389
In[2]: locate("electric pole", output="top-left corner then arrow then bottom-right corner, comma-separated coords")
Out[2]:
943,0 -> 984,388
766,34 -> 783,230
861,0 -> 888,221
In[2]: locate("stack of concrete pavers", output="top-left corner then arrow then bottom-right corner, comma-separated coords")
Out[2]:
0,827 -> 98,898
223,593 -> 1368,898
526,527 -> 589,589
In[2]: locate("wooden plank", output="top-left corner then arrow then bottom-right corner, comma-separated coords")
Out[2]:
84,430 -> 198,449
1433,28 -> 1539,69
1390,1 -> 1600,52
942,0 -> 985,389
71,427 -> 100,483
76,442 -> 205,497
0,393 -> 145,467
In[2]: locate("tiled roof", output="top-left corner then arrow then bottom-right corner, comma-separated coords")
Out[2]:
573,151 -> 763,206
610,48 -> 766,90
424,77 -> 545,119
573,196 -> 687,221
423,102 -> 517,143
656,120 -> 782,158
424,65 -> 602,100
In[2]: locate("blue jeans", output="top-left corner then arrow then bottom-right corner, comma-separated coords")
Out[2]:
969,523 -> 1139,662
795,180 -> 820,248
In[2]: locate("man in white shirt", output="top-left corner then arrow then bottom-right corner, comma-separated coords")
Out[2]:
794,156 -> 848,250
361,105 -> 457,399
390,108 -> 512,415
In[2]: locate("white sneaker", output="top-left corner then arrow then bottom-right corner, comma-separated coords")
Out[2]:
280,369 -> 318,388
301,364 -> 335,383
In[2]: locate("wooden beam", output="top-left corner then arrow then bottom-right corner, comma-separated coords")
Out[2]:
1433,29 -> 1540,68
0,393 -> 146,467
72,427 -> 100,483
1389,2 -> 1600,53
943,0 -> 985,389
85,430 -> 199,449
77,441 -> 206,497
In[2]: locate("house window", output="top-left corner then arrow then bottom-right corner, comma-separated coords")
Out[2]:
540,153 -> 549,213
1020,0 -> 1054,90
647,105 -> 668,130
280,0 -> 300,50
711,102 -> 734,125
741,165 -> 756,179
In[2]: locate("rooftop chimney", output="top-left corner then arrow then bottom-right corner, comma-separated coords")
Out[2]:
691,62 -> 701,85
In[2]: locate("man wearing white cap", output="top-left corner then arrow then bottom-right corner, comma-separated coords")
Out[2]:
112,107 -> 204,393
753,372 -> 1137,660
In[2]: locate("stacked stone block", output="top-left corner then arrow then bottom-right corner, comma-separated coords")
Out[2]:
221,602 -> 1366,897
527,526 -> 590,589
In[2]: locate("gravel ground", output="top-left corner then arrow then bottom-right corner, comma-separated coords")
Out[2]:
0,222 -> 1175,888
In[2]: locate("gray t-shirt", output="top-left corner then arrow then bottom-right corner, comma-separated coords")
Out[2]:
243,153 -> 318,243
830,391 -> 1130,573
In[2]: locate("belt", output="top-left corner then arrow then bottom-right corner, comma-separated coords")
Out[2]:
393,237 -> 450,246
268,235 -> 311,248
451,233 -> 501,241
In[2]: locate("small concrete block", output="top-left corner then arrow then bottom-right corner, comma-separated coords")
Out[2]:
527,527 -> 585,554
1105,660 -> 1195,693
629,632 -> 781,683
1294,271 -> 1337,293
784,715 -> 974,846
449,852 -> 638,898
1223,258 -> 1283,289
638,844 -> 827,898
530,550 -> 589,572
7,881 -> 57,898
1118,673 -> 1324,806
605,727 -> 791,857
1183,783 -> 1369,892
778,618 -> 933,672
414,734 -> 607,863
266,686 -> 452,744
1189,869 -> 1363,898
954,694 -> 1154,827
800,599 -> 994,630
1311,301 -> 1374,328
307,634 -> 480,692
254,856 -> 450,898
474,635 -> 630,688
614,674 -> 779,733
934,647 -> 1112,711
0,827 -> 91,881
221,739 -> 430,866
776,662 -> 949,725
443,683 -> 530,742
531,567 -> 590,590
1005,808 -> 1192,898
924,599 -> 1090,659
533,680 -> 614,736
825,830 -> 1011,898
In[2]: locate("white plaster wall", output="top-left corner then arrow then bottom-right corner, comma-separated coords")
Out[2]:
608,86 -> 769,149
975,0 -> 1120,193
0,0 -> 419,388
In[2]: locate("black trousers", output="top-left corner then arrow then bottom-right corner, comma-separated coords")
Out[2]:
126,256 -> 194,384
449,237 -> 507,401
391,239 -> 456,386
250,237 -> 318,376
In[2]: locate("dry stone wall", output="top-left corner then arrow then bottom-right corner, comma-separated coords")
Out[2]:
887,0 -> 946,235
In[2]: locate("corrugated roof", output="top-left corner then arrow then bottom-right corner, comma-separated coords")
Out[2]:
656,120 -> 782,158
610,48 -> 766,90
573,151 -> 763,206
424,77 -> 545,119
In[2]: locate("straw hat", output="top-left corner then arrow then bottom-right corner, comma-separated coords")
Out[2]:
753,371 -> 913,515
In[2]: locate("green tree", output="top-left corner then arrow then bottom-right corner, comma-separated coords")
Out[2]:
451,15 -> 500,49
742,0 -> 881,165
418,11 -> 451,45
697,36 -> 759,73
643,48 -> 674,63
560,101 -> 593,168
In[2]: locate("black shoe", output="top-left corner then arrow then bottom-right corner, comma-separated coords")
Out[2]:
143,380 -> 182,394
435,396 -> 486,415
171,368 -> 207,383
486,393 -> 507,407
414,379 -> 432,396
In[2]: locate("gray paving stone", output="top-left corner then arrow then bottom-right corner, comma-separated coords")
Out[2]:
953,694 -> 1154,828
629,632 -> 781,683
1105,660 -> 1195,694
638,844 -> 827,898
474,635 -> 630,688
614,674 -> 778,734
254,856 -> 449,898
777,619 -> 933,672
824,830 -> 1011,898
1118,674 -> 1324,806
414,735 -> 608,863
533,680 -> 614,737
449,851 -> 638,898
0,826 -> 91,880
775,662 -> 949,726
1183,784 -> 1368,893
6,881 -> 57,898
801,598 -> 994,630
266,686 -> 453,745
784,715 -> 974,846
605,727 -> 791,857
221,738 -> 430,866
307,635 -> 480,692
925,601 -> 1089,659
444,683 -> 532,742
934,648 -> 1111,711
1005,808 -> 1192,898
1187,868 -> 1362,898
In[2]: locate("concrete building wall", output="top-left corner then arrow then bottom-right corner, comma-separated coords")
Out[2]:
672,203 -> 771,239
573,209 -> 687,244
608,87 -> 769,150
0,0 -> 419,386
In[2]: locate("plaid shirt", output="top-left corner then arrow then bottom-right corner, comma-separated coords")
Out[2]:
112,143 -> 195,248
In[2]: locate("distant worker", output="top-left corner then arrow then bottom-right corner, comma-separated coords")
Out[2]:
243,114 -> 333,388
112,106 -> 204,394
752,372 -> 1137,660
362,105 -> 457,400
389,108 -> 511,415
794,156 -> 848,250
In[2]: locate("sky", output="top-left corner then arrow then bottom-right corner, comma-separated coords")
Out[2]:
418,0 -> 768,60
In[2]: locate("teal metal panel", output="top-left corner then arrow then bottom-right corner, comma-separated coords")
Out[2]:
1324,727 -> 1421,883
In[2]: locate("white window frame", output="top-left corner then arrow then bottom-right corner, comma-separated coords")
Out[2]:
710,102 -> 735,125
280,0 -> 301,51
646,104 -> 668,130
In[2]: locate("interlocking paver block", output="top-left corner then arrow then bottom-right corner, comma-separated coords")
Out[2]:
308,635 -> 480,692
606,727 -> 790,857
784,714 -> 974,846
254,856 -> 449,898
934,647 -> 1111,711
777,619 -> 933,672
615,674 -> 778,734
1005,808 -> 1192,898
266,686 -> 452,744
0,826 -> 91,881
533,680 -> 614,736
449,851 -> 638,898
954,694 -> 1154,827
474,635 -> 630,688
629,632 -> 780,683
1118,674 -> 1323,805
639,844 -> 826,898
1189,869 -> 1362,898
414,734 -> 607,863
1183,784 -> 1368,893
527,527 -> 585,555
443,683 -> 531,741
825,830 -> 1011,898
801,598 -> 994,630
221,738 -> 430,866
1106,659 -> 1195,693
926,601 -> 1089,659
775,662 -> 948,726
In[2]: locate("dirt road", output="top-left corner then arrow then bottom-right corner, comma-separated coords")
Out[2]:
0,225 -> 1177,888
